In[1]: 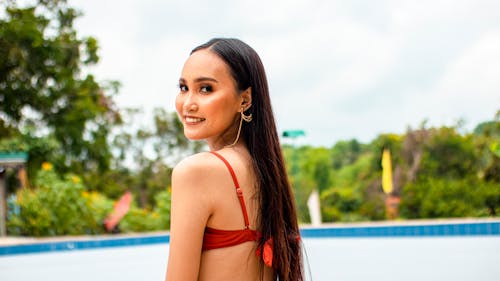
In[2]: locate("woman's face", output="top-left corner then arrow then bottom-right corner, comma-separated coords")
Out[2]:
176,49 -> 244,147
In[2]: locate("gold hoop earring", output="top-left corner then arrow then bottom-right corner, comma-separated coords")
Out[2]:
241,110 -> 253,123
226,110 -> 253,147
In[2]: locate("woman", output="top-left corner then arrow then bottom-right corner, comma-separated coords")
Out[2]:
165,38 -> 303,281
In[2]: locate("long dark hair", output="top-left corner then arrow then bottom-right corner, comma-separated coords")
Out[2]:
192,38 -> 303,281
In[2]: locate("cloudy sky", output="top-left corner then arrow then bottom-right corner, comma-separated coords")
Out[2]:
71,0 -> 500,147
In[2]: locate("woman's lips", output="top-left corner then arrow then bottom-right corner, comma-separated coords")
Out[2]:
185,116 -> 205,124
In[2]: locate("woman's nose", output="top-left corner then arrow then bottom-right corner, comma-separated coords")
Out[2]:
187,102 -> 198,112
183,93 -> 198,112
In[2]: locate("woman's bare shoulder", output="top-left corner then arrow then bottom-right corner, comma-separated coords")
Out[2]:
172,152 -> 227,189
174,152 -> 218,174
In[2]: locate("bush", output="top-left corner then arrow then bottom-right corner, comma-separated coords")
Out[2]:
7,163 -> 174,236
118,188 -> 171,232
154,189 -> 172,230
321,188 -> 365,222
400,177 -> 498,219
359,195 -> 386,221
82,190 -> 114,230
7,165 -> 101,236
119,206 -> 161,232
478,180 -> 500,216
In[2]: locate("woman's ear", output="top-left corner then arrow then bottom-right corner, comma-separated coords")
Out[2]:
241,87 -> 252,111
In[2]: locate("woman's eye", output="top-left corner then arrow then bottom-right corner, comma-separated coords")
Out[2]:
200,85 -> 213,93
179,84 -> 188,92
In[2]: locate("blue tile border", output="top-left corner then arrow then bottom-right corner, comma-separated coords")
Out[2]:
0,235 -> 169,256
299,222 -> 500,238
1,221 -> 498,256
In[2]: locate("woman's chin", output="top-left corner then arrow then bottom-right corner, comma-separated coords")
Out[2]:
184,132 -> 205,141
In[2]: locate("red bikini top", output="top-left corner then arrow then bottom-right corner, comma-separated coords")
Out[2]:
202,151 -> 260,251
203,151 -> 300,268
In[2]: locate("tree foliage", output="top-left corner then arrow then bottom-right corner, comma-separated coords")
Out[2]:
7,165 -> 103,236
7,163 -> 173,236
0,0 -> 121,174
283,114 -> 500,223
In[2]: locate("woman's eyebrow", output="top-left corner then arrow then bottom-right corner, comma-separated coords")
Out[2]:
194,77 -> 218,83
179,77 -> 218,84
179,77 -> 219,83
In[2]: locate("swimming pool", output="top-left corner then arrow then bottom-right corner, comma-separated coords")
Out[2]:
1,220 -> 499,281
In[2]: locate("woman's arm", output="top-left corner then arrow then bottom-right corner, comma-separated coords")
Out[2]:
165,156 -> 214,281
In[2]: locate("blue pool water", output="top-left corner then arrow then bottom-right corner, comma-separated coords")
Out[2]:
1,220 -> 499,281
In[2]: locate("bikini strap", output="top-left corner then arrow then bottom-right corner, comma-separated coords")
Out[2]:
210,151 -> 250,229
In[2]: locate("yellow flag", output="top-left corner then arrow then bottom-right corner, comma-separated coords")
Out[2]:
381,148 -> 393,194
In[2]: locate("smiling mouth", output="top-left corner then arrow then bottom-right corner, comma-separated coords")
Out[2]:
185,117 -> 206,123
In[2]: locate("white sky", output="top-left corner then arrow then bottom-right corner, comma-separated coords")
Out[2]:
71,0 -> 500,147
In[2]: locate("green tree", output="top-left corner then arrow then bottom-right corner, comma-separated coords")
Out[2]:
369,133 -> 403,173
0,0 -> 121,175
321,153 -> 380,222
330,139 -> 364,170
400,177 -> 497,218
420,127 -> 477,179
473,112 -> 500,182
